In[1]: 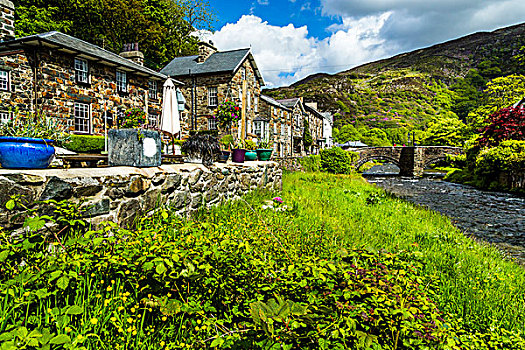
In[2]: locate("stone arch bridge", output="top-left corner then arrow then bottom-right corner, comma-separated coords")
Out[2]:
352,146 -> 463,176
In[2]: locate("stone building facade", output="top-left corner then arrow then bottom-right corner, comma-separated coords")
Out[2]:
161,42 -> 264,140
305,103 -> 327,154
260,95 -> 293,157
0,1 -> 167,134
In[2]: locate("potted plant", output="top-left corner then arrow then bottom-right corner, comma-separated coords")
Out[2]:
181,130 -> 220,166
256,139 -> 273,161
231,140 -> 246,163
244,139 -> 258,161
0,112 -> 68,169
218,134 -> 233,163
215,99 -> 240,130
108,107 -> 162,167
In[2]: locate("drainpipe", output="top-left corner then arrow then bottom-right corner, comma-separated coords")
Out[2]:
190,69 -> 196,130
32,49 -> 39,114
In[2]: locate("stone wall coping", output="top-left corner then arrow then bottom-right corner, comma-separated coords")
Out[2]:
0,161 -> 278,179
0,0 -> 14,9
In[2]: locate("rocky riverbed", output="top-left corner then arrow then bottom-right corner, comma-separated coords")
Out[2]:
367,176 -> 525,263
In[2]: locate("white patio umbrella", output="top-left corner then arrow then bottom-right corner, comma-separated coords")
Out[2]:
160,78 -> 180,154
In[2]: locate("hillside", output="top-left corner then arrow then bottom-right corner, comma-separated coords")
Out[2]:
264,23 -> 525,145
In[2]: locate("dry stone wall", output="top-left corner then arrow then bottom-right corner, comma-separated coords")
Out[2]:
0,162 -> 281,229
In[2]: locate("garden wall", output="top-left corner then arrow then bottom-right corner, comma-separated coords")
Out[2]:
0,161 -> 281,228
499,170 -> 525,190
275,157 -> 304,172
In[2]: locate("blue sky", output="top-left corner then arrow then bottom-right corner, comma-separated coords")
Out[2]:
203,0 -> 525,88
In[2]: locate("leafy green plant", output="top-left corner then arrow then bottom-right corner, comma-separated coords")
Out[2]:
63,135 -> 105,153
117,108 -> 147,129
219,134 -> 234,150
257,139 -> 273,149
0,112 -> 69,146
244,139 -> 257,150
298,154 -> 321,172
320,147 -> 356,174
214,99 -> 240,128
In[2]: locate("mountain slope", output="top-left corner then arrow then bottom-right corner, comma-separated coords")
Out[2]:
264,23 -> 525,145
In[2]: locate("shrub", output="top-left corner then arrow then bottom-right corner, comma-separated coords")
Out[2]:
64,134 -> 105,153
478,106 -> 525,147
298,154 -> 321,172
320,147 -> 356,174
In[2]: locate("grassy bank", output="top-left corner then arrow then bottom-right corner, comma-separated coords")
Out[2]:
1,172 -> 525,349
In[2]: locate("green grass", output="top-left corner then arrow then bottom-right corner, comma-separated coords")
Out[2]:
281,172 -> 525,332
2,172 -> 525,349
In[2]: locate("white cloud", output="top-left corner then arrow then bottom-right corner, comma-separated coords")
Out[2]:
209,15 -> 393,87
320,0 -> 525,49
257,0 -> 269,5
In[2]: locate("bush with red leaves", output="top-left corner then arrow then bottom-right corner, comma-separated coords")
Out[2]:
478,106 -> 525,147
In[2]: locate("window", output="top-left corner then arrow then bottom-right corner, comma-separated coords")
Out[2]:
116,70 -> 127,93
254,96 -> 258,113
0,111 -> 11,124
74,58 -> 88,84
242,67 -> 246,81
247,90 -> 251,110
280,110 -> 283,119
281,124 -> 285,136
254,121 -> 268,141
0,70 -> 9,91
74,102 -> 91,133
238,85 -> 242,100
148,81 -> 158,100
148,113 -> 158,127
208,117 -> 217,130
208,87 -> 218,107
273,122 -> 277,134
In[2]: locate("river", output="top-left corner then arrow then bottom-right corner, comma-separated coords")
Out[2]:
366,174 -> 525,263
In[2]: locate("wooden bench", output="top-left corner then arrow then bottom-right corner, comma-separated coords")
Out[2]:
57,154 -> 108,168
162,154 -> 184,164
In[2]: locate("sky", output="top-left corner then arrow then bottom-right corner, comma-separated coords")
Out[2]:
202,0 -> 525,88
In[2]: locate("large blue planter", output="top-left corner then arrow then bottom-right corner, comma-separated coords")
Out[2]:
0,136 -> 55,169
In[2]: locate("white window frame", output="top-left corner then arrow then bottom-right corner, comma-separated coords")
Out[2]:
0,70 -> 9,91
148,80 -> 158,100
74,102 -> 91,134
74,58 -> 89,84
148,113 -> 158,127
254,95 -> 258,113
247,90 -> 251,110
116,70 -> 127,93
208,87 -> 218,107
254,121 -> 263,139
0,111 -> 11,124
208,117 -> 217,130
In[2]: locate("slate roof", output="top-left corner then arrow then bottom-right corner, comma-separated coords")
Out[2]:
260,95 -> 291,111
337,141 -> 368,148
160,48 -> 264,86
277,98 -> 301,108
0,31 -> 170,80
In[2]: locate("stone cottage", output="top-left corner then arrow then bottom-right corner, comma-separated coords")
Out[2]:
305,102 -> 328,154
276,97 -> 309,155
160,41 -> 264,139
0,0 -> 172,134
259,95 -> 293,157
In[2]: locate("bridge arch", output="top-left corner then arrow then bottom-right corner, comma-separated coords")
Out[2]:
422,156 -> 448,170
354,156 -> 401,171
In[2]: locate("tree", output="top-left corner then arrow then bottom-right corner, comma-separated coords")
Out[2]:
421,116 -> 468,147
13,0 -> 215,69
303,118 -> 313,151
467,74 -> 525,131
335,124 -> 361,143
360,128 -> 391,146
478,106 -> 525,147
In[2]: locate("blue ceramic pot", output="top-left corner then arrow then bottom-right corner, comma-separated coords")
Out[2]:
245,150 -> 257,161
0,136 -> 55,169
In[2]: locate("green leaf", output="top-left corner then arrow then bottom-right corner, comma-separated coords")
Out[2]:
210,337 -> 224,347
0,249 -> 9,262
65,305 -> 83,315
49,334 -> 71,345
49,271 -> 62,282
5,199 -> 15,210
23,216 -> 46,232
56,276 -> 70,290
16,327 -> 28,339
156,262 -> 167,275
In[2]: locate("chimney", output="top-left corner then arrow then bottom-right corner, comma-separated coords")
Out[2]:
119,42 -> 144,66
0,0 -> 15,42
197,40 -> 217,63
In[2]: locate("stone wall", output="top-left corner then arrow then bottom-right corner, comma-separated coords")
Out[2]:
0,161 -> 282,229
0,0 -> 14,41
0,48 -> 162,134
499,171 -> 525,190
175,57 -> 261,138
275,157 -> 304,172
